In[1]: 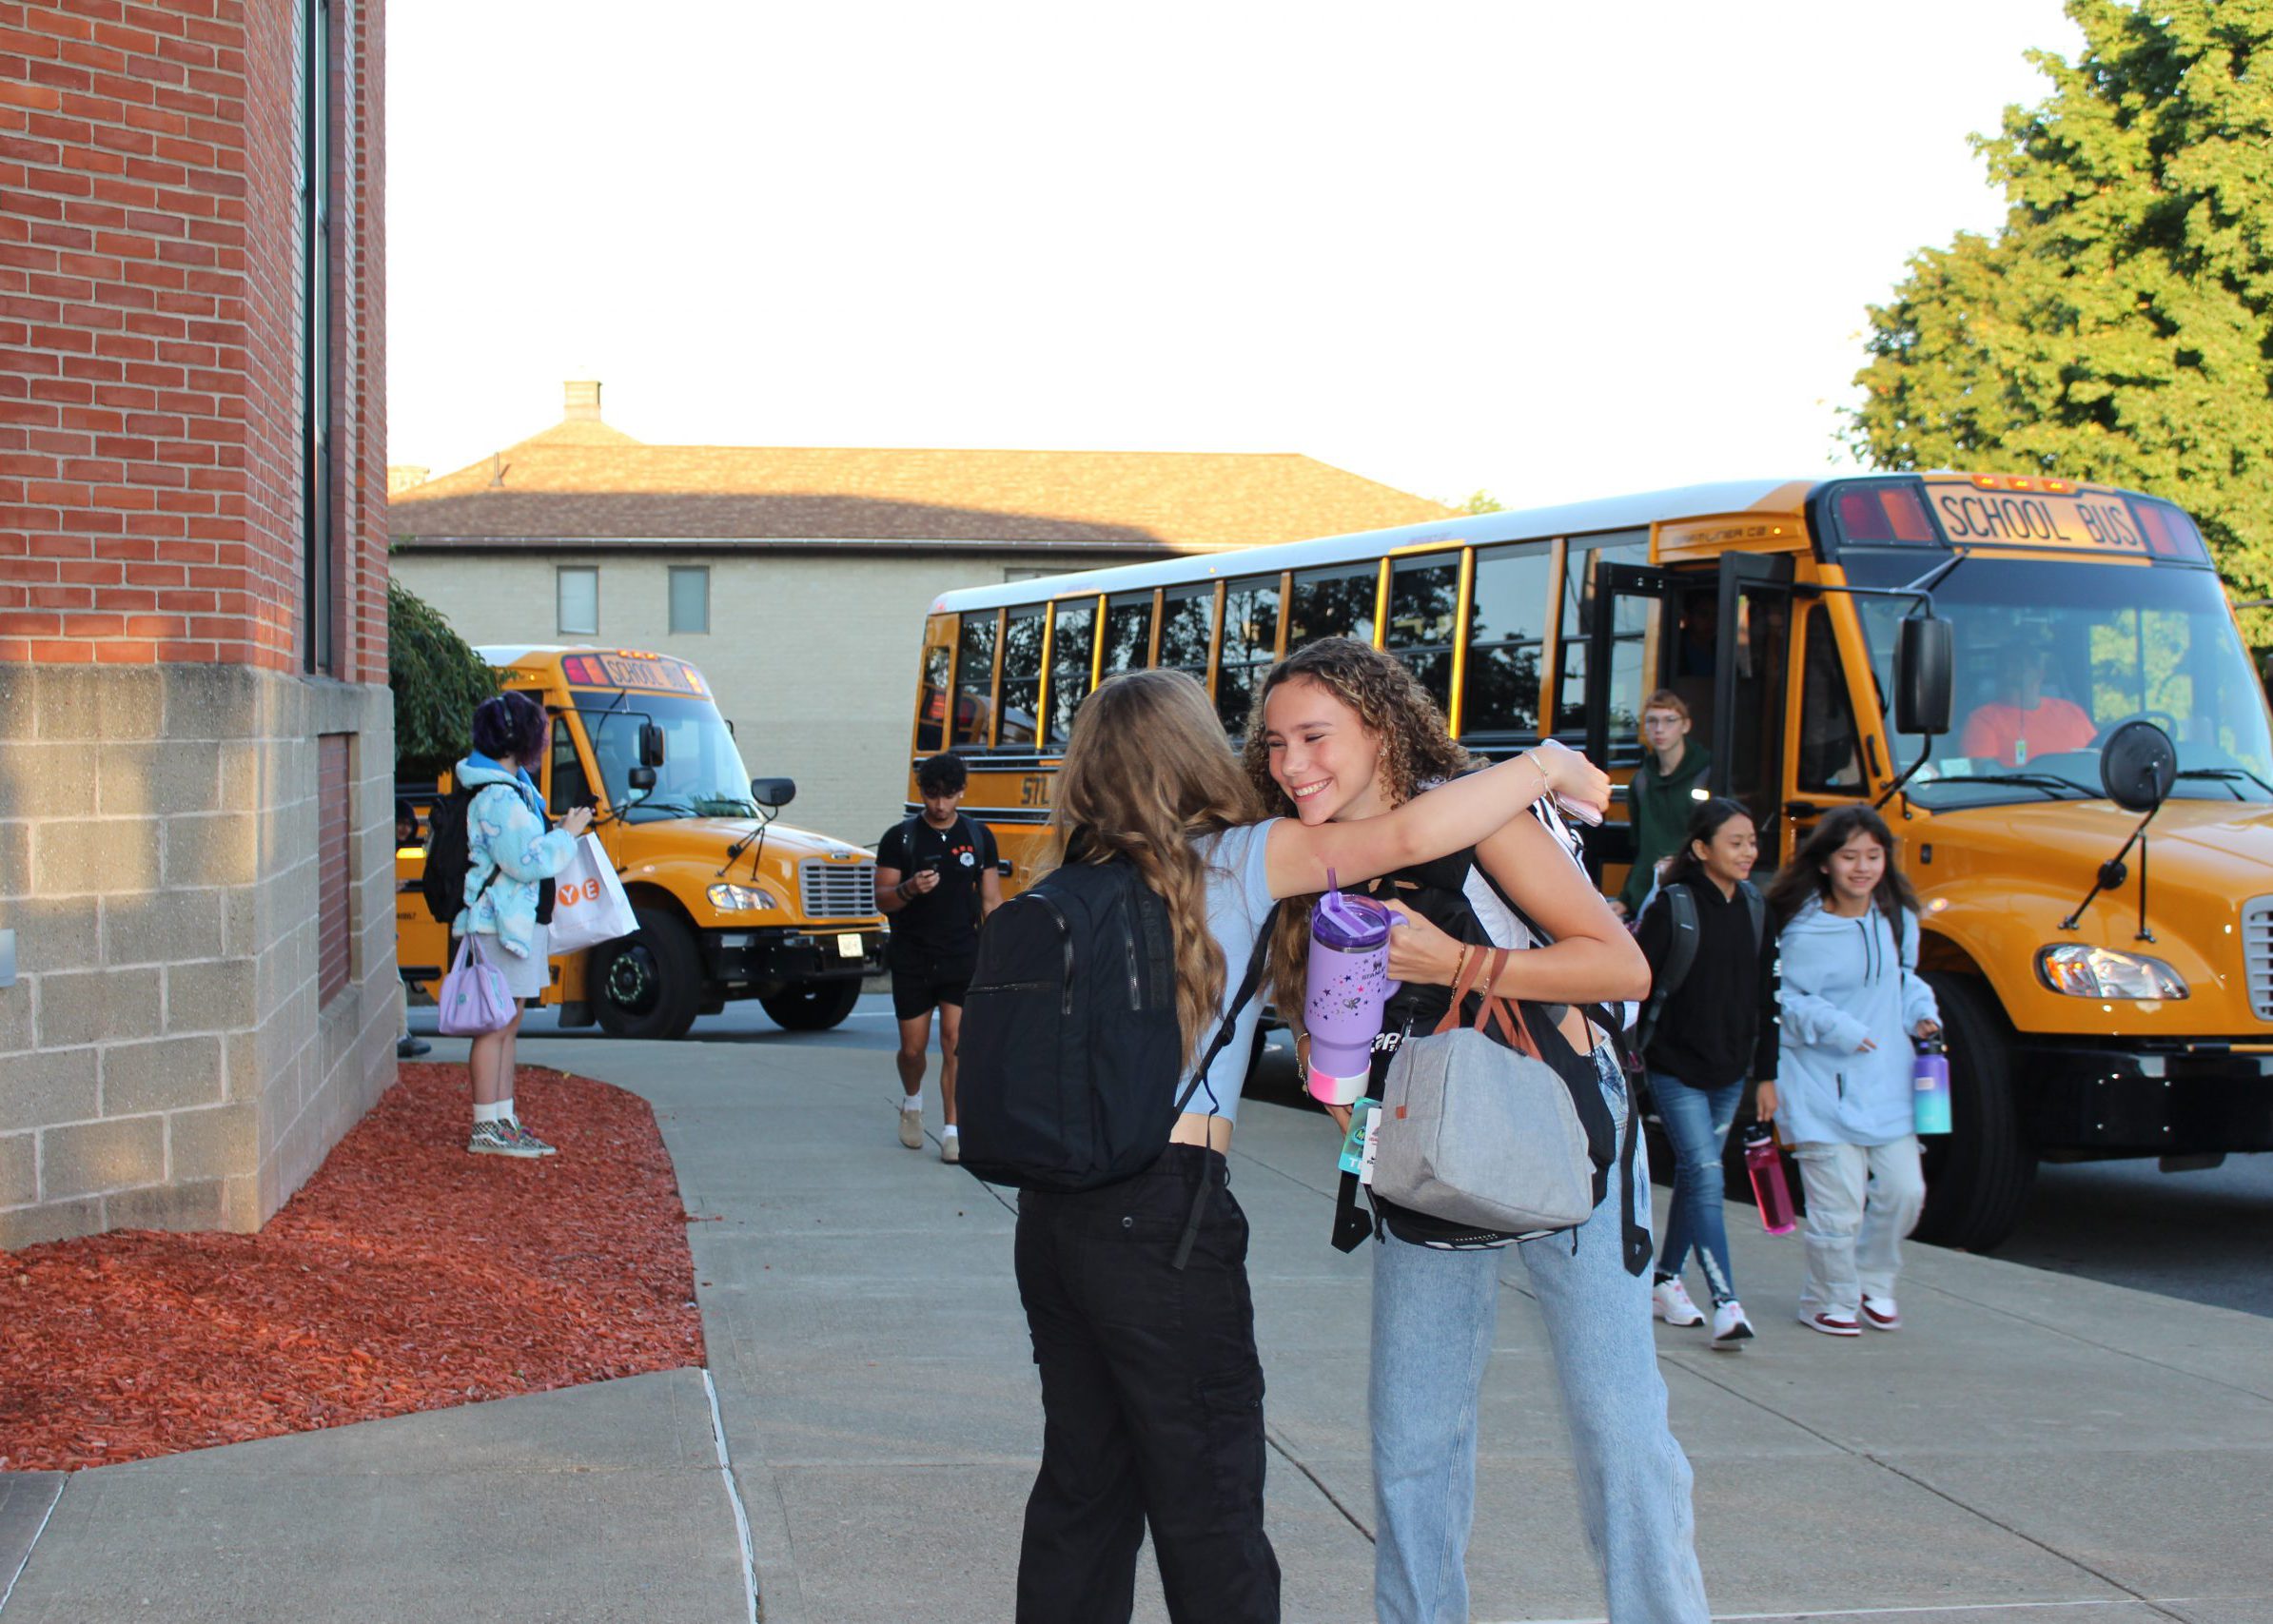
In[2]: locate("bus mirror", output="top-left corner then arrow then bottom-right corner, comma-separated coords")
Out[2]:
638,722 -> 667,768
751,776 -> 795,810
628,765 -> 657,793
1894,615 -> 1953,736
2100,719 -> 2177,813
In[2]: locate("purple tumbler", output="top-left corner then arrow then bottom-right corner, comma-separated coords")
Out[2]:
1305,882 -> 1398,1105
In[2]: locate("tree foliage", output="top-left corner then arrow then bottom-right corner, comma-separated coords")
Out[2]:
387,577 -> 497,778
1446,490 -> 1504,515
1847,0 -> 2273,636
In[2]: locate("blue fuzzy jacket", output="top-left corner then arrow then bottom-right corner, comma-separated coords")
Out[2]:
452,755 -> 578,961
1772,897 -> 1939,1147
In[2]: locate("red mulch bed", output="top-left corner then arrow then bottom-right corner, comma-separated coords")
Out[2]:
0,1064 -> 706,1471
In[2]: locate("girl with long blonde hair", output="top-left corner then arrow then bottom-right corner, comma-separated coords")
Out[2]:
1244,637 -> 1709,1624
1009,668 -> 1610,1624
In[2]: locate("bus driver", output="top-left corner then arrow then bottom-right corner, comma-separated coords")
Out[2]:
1959,640 -> 2094,769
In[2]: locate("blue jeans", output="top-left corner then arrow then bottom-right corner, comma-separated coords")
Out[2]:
1650,1074 -> 1746,1307
1369,1050 -> 1709,1624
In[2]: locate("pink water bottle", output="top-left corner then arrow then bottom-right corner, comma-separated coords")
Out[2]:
1303,883 -> 1398,1106
1742,1125 -> 1796,1236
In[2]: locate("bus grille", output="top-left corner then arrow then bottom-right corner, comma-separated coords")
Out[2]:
799,859 -> 877,920
2246,895 -> 2273,1020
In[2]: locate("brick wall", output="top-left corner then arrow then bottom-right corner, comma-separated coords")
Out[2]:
389,549 -> 1121,845
0,0 -> 394,1248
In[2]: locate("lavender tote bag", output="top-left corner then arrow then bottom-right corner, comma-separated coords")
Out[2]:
437,932 -> 516,1036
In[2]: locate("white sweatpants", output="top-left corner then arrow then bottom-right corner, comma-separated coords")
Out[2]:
1792,1137 -> 1925,1317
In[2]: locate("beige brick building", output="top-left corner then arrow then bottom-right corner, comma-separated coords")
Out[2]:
390,383 -> 1453,844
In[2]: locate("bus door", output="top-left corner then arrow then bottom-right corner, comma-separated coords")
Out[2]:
1585,560 -> 1675,886
1709,553 -> 1794,862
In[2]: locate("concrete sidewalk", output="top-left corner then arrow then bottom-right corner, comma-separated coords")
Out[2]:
6,1015 -> 2270,1622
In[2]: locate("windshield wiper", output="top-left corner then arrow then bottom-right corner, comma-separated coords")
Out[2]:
627,797 -> 699,818
1940,773 -> 2090,800
2175,767 -> 2273,799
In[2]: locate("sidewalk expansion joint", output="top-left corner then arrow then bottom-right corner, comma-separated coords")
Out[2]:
0,1475 -> 64,1617
1916,1279 -> 2273,1408
703,1367 -> 762,1624
1264,1426 -> 1374,1543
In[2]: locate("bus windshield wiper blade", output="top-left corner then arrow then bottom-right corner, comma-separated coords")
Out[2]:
2175,767 -> 2273,799
1946,773 -> 2089,799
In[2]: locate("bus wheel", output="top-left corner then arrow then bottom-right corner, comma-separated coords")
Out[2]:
759,979 -> 862,1031
1913,972 -> 2036,1251
591,908 -> 702,1042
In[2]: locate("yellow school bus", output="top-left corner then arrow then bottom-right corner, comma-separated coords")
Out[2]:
398,645 -> 885,1040
909,474 -> 2273,1248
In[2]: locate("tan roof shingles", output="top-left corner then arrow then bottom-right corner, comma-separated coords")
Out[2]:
389,440 -> 1453,550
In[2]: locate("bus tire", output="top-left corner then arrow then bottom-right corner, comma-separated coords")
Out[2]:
591,907 -> 702,1042
759,979 -> 862,1031
1913,972 -> 2036,1251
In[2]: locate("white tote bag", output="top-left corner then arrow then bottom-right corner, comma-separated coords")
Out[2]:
548,834 -> 638,954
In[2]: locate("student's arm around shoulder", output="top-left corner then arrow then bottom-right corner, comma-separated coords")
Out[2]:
1460,814 -> 1649,1005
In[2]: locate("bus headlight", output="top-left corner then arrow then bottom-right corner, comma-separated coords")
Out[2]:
707,884 -> 780,912
2036,944 -> 2187,1000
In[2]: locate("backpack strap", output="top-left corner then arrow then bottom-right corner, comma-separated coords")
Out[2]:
1635,881 -> 1700,1053
1168,900 -> 1280,1270
1742,878 -> 1766,954
1575,1001 -> 1652,1277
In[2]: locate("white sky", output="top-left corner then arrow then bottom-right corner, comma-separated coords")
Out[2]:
386,2 -> 2083,514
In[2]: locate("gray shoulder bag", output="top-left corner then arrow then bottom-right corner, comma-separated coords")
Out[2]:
1370,946 -> 1597,1236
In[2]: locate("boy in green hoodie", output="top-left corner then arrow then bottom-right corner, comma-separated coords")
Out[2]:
1614,690 -> 1714,919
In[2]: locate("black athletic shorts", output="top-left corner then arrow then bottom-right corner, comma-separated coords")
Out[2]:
891,958 -> 973,1022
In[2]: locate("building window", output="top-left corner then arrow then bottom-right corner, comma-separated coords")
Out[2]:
669,567 -> 709,634
558,567 -> 598,636
299,0 -> 336,674
318,734 -> 351,1005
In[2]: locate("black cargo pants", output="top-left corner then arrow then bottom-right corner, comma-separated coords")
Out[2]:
1012,1145 -> 1280,1624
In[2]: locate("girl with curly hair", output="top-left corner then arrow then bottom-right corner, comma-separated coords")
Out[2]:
1010,668 -> 1610,1624
1244,637 -> 1708,1624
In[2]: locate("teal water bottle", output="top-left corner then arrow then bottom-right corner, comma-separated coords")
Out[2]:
1913,1035 -> 1952,1136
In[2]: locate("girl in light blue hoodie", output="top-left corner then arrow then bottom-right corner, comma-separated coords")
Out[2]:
1761,806 -> 1940,1338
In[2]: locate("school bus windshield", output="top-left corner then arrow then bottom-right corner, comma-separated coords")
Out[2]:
572,690 -> 760,820
1842,550 -> 2273,808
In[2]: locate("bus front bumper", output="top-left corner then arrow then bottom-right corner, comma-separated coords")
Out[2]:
2020,1041 -> 2273,1156
700,926 -> 886,986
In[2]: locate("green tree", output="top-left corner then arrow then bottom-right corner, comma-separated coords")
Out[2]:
387,577 -> 497,781
1445,490 -> 1504,515
1847,0 -> 2273,643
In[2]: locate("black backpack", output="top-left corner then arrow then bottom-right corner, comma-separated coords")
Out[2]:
419,786 -> 476,925
1634,877 -> 1765,1052
957,857 -> 1271,1204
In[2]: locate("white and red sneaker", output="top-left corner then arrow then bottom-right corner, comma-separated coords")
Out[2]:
1652,1278 -> 1705,1327
1799,1308 -> 1862,1338
1861,1295 -> 1901,1332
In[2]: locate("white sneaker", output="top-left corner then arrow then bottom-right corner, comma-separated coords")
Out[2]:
1711,1301 -> 1754,1349
1862,1295 -> 1901,1331
897,1105 -> 923,1150
1652,1277 -> 1705,1327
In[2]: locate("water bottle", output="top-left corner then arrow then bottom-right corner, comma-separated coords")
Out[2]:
1742,1124 -> 1796,1236
1303,882 -> 1398,1106
1913,1035 -> 1952,1136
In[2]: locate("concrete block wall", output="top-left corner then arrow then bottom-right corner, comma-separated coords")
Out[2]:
390,549 -> 1121,846
0,664 -> 397,1248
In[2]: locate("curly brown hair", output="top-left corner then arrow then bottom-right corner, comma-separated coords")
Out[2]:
1239,638 -> 1474,1030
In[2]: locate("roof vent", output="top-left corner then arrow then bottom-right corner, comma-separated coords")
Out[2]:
563,380 -> 602,421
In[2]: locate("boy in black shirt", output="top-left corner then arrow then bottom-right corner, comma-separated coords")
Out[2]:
875,753 -> 1001,1162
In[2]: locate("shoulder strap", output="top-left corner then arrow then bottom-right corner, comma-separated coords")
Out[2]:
1741,879 -> 1766,952
1635,883 -> 1700,1051
1171,901 -> 1280,1118
896,812 -> 923,859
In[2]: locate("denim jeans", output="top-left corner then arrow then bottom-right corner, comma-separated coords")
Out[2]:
1370,1049 -> 1709,1624
1650,1074 -> 1746,1307
1793,1136 -> 1925,1318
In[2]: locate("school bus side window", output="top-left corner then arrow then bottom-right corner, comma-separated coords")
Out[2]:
997,606 -> 1045,749
1289,564 -> 1377,646
1797,609 -> 1865,792
1048,600 -> 1096,747
1554,534 -> 1649,743
953,614 -> 997,749
1159,584 -> 1214,686
1386,553 -> 1459,714
1464,543 -> 1551,736
1102,593 -> 1153,676
916,642 -> 950,754
1216,575 -> 1281,736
